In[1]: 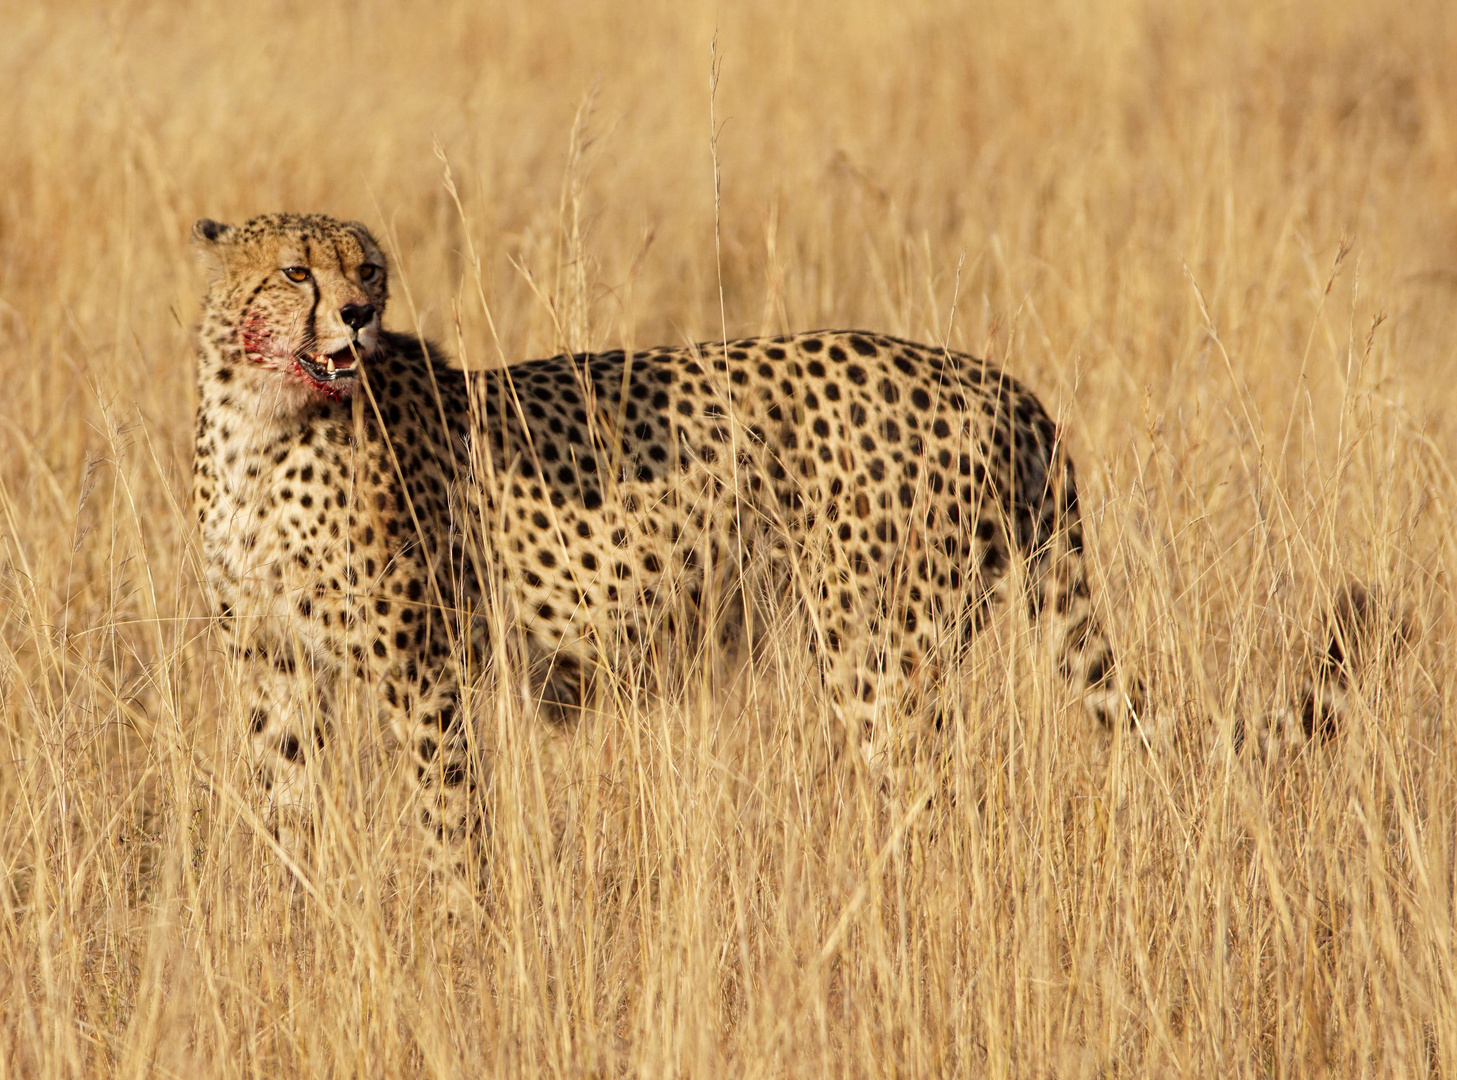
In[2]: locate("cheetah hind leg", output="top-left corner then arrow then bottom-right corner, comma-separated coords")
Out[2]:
805,622 -> 939,803
1053,607 -> 1145,730
528,649 -> 597,728
1040,554 -> 1147,735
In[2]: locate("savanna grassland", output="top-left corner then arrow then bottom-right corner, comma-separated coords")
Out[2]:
1,0 -> 1455,1075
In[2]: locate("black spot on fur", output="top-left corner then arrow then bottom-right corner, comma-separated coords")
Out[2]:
279,733 -> 302,764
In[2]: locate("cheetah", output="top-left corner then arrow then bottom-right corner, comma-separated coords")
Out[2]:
191,212 -> 1137,861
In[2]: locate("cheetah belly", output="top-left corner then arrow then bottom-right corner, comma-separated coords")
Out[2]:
490,459 -> 731,658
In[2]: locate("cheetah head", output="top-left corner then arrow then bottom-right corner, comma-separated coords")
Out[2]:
193,213 -> 389,403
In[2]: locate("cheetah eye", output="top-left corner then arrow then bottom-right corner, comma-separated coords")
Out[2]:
358,264 -> 379,282
282,266 -> 311,283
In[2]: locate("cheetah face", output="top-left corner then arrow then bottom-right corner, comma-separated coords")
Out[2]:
194,214 -> 389,402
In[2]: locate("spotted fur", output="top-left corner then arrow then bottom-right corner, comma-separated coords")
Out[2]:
192,213 -> 1138,862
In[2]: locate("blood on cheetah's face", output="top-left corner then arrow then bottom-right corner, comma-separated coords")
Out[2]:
194,213 -> 389,402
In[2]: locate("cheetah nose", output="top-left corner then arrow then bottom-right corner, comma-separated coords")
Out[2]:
340,303 -> 375,331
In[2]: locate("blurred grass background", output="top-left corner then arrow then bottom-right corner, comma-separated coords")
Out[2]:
1,0 -> 1454,1075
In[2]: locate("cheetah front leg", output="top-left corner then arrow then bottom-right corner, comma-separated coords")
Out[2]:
232,643 -> 335,856
369,656 -> 485,885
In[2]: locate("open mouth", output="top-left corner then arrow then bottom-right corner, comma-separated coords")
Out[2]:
295,347 -> 361,385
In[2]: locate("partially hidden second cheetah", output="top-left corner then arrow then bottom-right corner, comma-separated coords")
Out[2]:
190,212 -> 1138,860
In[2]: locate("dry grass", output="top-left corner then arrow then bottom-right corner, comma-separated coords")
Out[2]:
2,0 -> 1456,1074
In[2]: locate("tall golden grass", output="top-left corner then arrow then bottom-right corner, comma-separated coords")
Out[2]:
1,0 -> 1454,1074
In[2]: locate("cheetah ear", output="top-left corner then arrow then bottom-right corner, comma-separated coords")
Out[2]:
342,220 -> 385,257
192,218 -> 233,245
